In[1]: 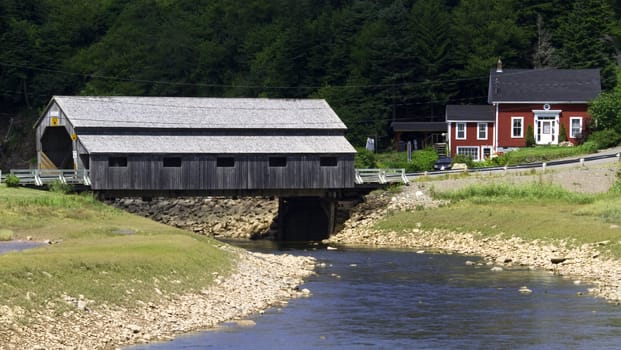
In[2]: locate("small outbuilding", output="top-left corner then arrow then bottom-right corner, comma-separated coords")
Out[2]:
35,96 -> 356,195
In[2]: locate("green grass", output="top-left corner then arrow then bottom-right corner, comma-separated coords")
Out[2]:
495,143 -> 599,166
375,151 -> 409,167
376,182 -> 621,257
0,229 -> 13,241
433,182 -> 594,204
0,185 -> 232,314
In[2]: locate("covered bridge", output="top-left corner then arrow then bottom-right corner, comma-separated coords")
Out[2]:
35,96 -> 356,196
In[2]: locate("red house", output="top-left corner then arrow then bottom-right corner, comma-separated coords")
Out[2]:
446,62 -> 601,161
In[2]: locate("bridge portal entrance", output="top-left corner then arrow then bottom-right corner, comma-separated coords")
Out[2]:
40,127 -> 73,169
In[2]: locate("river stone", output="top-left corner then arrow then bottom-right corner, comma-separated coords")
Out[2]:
77,300 -> 88,311
235,320 -> 256,327
127,324 -> 142,334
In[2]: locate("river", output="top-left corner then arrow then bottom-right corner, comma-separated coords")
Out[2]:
128,241 -> 621,349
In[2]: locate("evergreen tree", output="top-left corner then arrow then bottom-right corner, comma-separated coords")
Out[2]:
553,0 -> 617,89
407,0 -> 455,120
348,1 -> 416,134
0,0 -> 47,109
532,14 -> 557,68
3,0 -> 621,164
526,125 -> 536,147
558,123 -> 568,142
451,0 -> 530,103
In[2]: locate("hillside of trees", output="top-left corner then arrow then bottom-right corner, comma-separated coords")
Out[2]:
1,0 -> 620,168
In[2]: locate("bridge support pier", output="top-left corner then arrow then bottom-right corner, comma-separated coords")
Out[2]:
277,196 -> 337,241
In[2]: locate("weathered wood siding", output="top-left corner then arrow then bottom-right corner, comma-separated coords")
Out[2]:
89,154 -> 354,190
36,102 -> 85,169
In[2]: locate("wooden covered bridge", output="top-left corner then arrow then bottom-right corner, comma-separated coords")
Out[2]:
22,96 -> 404,239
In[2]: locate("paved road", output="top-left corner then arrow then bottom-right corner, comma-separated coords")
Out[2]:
414,147 -> 621,194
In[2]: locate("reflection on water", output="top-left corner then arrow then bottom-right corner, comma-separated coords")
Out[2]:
129,242 -> 621,350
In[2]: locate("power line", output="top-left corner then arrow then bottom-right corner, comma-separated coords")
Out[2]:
0,60 -> 499,91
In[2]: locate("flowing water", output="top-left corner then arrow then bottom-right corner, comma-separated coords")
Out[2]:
129,242 -> 621,349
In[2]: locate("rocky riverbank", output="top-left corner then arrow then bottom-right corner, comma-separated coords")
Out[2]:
108,197 -> 278,239
2,245 -> 316,349
326,180 -> 621,303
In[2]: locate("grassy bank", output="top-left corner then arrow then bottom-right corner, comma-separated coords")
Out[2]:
376,182 -> 621,257
0,185 -> 232,314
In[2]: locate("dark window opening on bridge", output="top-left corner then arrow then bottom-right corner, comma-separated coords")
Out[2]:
320,157 -> 338,167
108,157 -> 128,167
216,157 -> 235,167
269,157 -> 287,167
163,157 -> 182,167
80,154 -> 90,169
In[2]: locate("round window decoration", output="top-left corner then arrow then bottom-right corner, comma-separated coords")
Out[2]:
543,103 -> 551,110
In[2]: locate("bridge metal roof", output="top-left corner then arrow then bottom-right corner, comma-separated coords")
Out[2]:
78,134 -> 356,154
49,96 -> 347,130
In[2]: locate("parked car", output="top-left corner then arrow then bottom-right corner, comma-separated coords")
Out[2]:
433,157 -> 452,171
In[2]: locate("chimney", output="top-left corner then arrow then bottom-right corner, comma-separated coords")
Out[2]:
496,58 -> 503,73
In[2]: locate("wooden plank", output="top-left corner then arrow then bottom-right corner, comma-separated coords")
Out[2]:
88,153 -> 356,191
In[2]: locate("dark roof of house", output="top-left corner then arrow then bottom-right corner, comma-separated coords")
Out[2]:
391,122 -> 447,132
488,69 -> 601,103
445,105 -> 495,122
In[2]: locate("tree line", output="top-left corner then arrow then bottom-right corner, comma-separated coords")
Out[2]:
1,0 -> 619,151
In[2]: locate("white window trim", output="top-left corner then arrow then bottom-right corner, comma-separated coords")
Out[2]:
456,122 -> 466,140
570,117 -> 583,138
477,122 -> 488,140
511,117 -> 524,138
456,146 -> 479,161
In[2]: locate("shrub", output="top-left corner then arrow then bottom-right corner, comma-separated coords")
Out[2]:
525,125 -> 536,147
407,148 -> 438,172
0,229 -> 13,241
373,148 -> 438,172
579,141 -> 599,153
587,129 -> 621,149
5,174 -> 20,187
558,123 -> 568,143
48,180 -> 74,194
354,147 -> 377,168
489,153 -> 510,166
452,154 -> 475,168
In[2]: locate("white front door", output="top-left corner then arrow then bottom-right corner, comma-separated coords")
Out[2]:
535,115 -> 559,145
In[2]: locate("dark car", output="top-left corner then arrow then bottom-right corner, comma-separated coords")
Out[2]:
433,157 -> 452,171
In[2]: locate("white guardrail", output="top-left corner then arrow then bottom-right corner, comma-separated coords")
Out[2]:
2,168 -> 399,187
3,169 -> 91,186
355,168 -> 409,185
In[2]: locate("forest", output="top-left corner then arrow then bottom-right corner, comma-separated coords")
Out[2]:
1,0 -> 620,167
